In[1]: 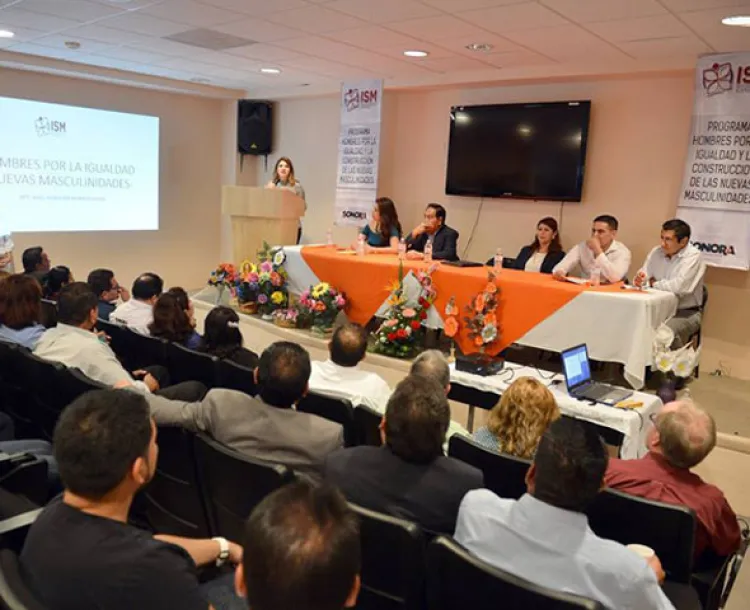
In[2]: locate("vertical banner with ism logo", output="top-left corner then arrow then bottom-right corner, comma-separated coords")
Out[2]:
677,52 -> 750,270
334,79 -> 383,227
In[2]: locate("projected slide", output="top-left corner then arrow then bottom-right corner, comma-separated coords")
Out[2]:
0,96 -> 159,232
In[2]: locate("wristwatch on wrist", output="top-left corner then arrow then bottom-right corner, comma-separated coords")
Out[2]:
213,537 -> 230,567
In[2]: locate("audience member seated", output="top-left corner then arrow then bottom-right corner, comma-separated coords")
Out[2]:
510,216 -> 566,274
236,481 -> 360,610
21,246 -> 51,285
405,203 -> 459,262
149,291 -> 201,349
455,418 -> 674,610
111,272 -> 163,334
21,389 -> 244,610
473,377 -> 560,458
325,375 -> 483,534
157,341 -> 343,482
198,306 -> 259,369
606,400 -> 740,562
352,197 -> 402,254
0,274 -> 46,349
553,215 -> 631,283
309,323 -> 392,411
634,219 -> 706,348
34,282 -> 206,402
42,265 -> 73,301
168,286 -> 198,326
87,268 -> 130,321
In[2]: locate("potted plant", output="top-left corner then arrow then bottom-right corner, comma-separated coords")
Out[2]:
297,283 -> 347,335
207,263 -> 237,305
651,324 -> 700,403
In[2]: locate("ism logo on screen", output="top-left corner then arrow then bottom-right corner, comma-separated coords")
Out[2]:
34,116 -> 66,137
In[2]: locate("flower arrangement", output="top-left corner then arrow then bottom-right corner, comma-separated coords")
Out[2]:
208,263 -> 237,305
463,271 -> 500,353
297,282 -> 347,332
651,323 -> 700,401
255,242 -> 289,317
444,296 -> 459,360
373,262 -> 437,358
272,307 -> 300,329
235,260 -> 260,312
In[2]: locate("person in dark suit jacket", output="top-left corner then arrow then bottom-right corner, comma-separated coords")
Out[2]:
405,203 -> 459,262
510,216 -> 565,274
324,374 -> 483,534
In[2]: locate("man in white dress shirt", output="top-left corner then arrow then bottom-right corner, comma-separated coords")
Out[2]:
635,219 -> 706,348
111,272 -> 163,335
553,215 -> 632,284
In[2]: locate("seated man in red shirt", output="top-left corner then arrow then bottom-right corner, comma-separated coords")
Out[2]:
605,400 -> 740,564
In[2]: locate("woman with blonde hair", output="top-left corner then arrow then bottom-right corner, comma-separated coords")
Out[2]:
473,377 -> 560,459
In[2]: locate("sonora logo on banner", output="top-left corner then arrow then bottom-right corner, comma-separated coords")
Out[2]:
35,117 -> 67,137
702,62 -> 750,96
342,210 -> 366,220
343,88 -> 378,112
692,241 -> 737,256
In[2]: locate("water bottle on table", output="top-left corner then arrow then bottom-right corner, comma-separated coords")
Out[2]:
424,239 -> 433,263
494,248 -> 503,273
589,264 -> 601,287
356,233 -> 366,256
326,228 -> 333,247
398,237 -> 406,261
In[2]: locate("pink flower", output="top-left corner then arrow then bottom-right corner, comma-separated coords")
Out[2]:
384,319 -> 398,328
260,261 -> 273,273
402,308 -> 417,318
335,295 -> 346,308
301,290 -> 310,300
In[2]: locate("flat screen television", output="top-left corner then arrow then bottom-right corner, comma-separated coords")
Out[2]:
445,101 -> 592,202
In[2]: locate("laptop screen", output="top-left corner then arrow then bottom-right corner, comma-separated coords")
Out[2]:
562,345 -> 592,389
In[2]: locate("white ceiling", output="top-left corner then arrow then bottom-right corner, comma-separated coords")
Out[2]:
0,0 -> 749,97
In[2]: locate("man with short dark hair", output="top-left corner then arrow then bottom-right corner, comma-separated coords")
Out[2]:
606,400 -> 740,561
635,219 -> 706,347
21,389 -> 244,610
236,481 -> 360,610
406,203 -> 459,261
324,375 -> 483,534
87,268 -> 130,321
111,272 -> 163,334
553,214 -> 631,283
455,417 -> 674,609
309,323 -> 392,411
22,246 -> 51,285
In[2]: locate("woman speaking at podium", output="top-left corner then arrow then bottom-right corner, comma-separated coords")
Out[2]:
265,156 -> 306,244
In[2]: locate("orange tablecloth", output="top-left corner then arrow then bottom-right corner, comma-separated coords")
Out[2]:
300,247 -> 622,355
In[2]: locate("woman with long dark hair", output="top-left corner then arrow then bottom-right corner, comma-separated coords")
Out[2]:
43,266 -> 73,301
198,306 -> 259,369
510,217 -> 565,274
148,291 -> 201,349
352,197 -> 403,254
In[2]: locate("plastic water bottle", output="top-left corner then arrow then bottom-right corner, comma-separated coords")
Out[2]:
424,239 -> 433,263
589,264 -> 601,287
494,248 -> 503,273
398,237 -> 406,261
356,233 -> 366,256
326,228 -> 333,247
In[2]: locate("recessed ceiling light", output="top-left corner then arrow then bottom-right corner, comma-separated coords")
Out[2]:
190,77 -> 210,84
260,67 -> 281,74
64,41 -> 81,50
722,15 -> 750,26
403,50 -> 428,58
0,29 -> 14,39
465,43 -> 494,52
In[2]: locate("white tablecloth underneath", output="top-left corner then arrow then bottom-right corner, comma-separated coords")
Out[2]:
449,363 -> 662,460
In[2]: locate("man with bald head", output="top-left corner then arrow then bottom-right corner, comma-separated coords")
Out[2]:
605,401 -> 740,561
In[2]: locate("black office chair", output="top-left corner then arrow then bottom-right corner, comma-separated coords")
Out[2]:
96,319 -> 130,367
0,548 -> 48,610
0,342 -> 37,439
15,352 -> 65,442
141,427 -> 212,539
427,536 -> 602,610
350,503 -> 426,610
194,433 -> 294,542
586,489 -> 696,583
448,436 -> 530,501
691,285 -> 709,378
166,343 -> 219,388
38,300 -> 57,329
216,359 -> 257,397
54,368 -> 107,408
354,406 -> 383,447
0,453 -> 48,509
297,392 -> 358,447
0,504 -> 41,555
120,329 -> 169,372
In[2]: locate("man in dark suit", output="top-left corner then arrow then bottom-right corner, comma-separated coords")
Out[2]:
405,203 -> 459,261
324,375 -> 483,534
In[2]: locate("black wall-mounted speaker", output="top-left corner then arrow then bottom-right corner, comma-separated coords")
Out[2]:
237,100 -> 272,155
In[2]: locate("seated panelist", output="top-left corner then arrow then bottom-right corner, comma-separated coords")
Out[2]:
510,217 -> 566,274
405,203 -> 459,262
351,197 -> 402,254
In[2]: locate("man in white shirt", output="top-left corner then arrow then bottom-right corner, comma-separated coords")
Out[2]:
309,323 -> 392,411
455,417 -> 678,610
635,219 -> 706,348
111,272 -> 162,335
553,215 -> 632,284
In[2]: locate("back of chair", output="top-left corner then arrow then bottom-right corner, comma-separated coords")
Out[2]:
38,301 -> 57,329
587,489 -> 696,582
354,406 -> 383,447
120,329 -> 169,372
0,344 -> 39,439
96,319 -> 129,367
426,536 -> 602,610
166,343 -> 218,388
448,436 -> 530,501
141,427 -> 212,539
15,353 -> 64,442
0,454 -> 48,508
297,392 -> 357,447
350,503 -> 426,610
0,504 -> 41,555
216,359 -> 257,397
0,549 -> 48,610
194,433 -> 294,542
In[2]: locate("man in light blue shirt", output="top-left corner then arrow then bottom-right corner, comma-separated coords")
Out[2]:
455,418 -> 675,610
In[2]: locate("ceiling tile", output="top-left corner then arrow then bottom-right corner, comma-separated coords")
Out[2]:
420,0 -> 529,11
615,34 -> 711,58
479,48 -> 554,67
0,7 -> 84,31
139,0 -> 246,27
459,2 -> 571,33
586,14 -> 693,42
372,41 -> 457,60
659,0 -> 750,11
279,55 -> 377,77
91,45 -> 177,64
32,32 -> 118,55
15,0 -> 125,21
432,32 -> 522,57
54,24 -> 145,44
224,43 -> 304,62
95,11 -> 189,36
7,40 -> 90,60
417,55 -> 496,73
539,0 -> 667,23
198,0 -> 309,16
323,0 -> 442,24
0,25 -> 45,47
678,7 -> 750,51
388,15 -> 493,42
212,18 -> 304,42
264,5 -> 367,34
325,25 -> 417,47
505,24 -> 632,61
88,0 -> 167,9
78,53 -> 145,71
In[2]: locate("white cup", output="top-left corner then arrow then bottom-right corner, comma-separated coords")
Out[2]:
627,544 -> 655,560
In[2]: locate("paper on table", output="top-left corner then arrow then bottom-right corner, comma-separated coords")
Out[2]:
561,276 -> 588,285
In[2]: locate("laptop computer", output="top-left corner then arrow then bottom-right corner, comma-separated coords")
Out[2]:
561,344 -> 633,405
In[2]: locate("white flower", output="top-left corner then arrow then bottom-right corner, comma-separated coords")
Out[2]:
273,249 -> 286,266
673,346 -> 699,378
653,351 -> 676,374
653,324 -> 675,351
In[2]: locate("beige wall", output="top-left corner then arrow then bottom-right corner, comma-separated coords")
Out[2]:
1,67 -> 233,290
258,73 -> 750,380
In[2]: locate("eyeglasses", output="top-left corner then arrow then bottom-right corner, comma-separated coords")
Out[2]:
649,413 -> 659,424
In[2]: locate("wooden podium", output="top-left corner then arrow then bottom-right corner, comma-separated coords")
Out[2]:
222,186 -> 305,264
